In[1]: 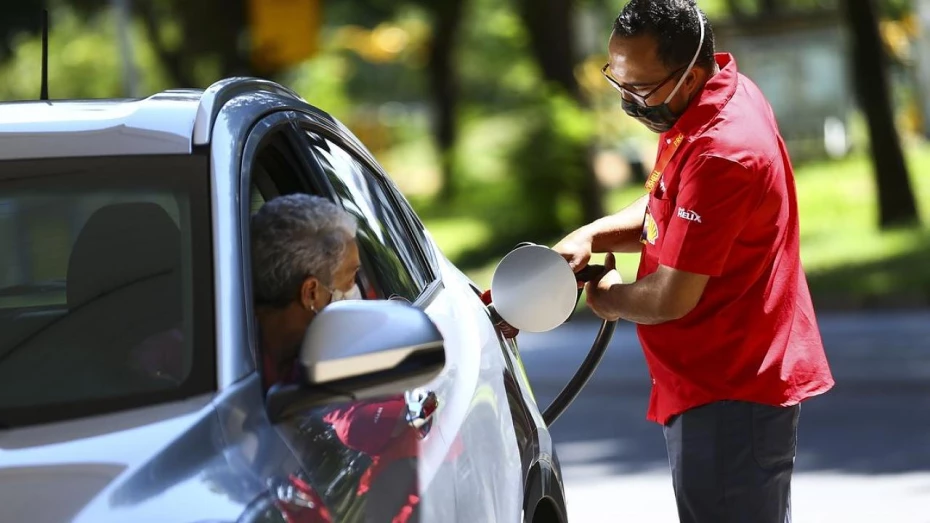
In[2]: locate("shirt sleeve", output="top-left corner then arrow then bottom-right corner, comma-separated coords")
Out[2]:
659,154 -> 764,276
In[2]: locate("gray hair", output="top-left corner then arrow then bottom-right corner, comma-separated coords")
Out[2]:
251,194 -> 357,307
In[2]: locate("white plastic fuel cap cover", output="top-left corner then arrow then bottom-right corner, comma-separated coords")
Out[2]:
490,244 -> 579,333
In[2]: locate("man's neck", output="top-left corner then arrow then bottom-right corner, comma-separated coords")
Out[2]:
696,63 -> 719,92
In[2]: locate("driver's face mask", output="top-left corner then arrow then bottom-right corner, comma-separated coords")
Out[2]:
607,6 -> 706,133
328,283 -> 362,303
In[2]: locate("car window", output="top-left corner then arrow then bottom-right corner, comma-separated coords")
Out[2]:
305,133 -> 431,302
384,180 -> 439,274
0,155 -> 215,428
250,183 -> 267,215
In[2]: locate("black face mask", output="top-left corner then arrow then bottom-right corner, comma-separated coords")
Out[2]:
610,4 -> 706,134
621,97 -> 681,133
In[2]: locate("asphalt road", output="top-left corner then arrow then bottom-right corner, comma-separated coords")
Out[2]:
518,311 -> 930,522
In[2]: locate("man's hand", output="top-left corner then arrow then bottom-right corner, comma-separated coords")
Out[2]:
584,252 -> 623,321
553,230 -> 593,273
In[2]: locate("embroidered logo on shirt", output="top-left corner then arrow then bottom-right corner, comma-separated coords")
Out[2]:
641,207 -> 659,245
677,207 -> 702,223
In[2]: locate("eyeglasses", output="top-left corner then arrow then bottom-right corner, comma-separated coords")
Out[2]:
600,63 -> 688,107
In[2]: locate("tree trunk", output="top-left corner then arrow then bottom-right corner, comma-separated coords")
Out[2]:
136,1 -> 198,88
211,0 -> 251,77
759,0 -> 781,15
844,0 -> 920,228
516,0 -> 604,224
138,0 -> 251,87
517,0 -> 583,103
426,0 -> 466,203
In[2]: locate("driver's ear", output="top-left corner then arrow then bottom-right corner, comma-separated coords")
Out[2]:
299,277 -> 321,312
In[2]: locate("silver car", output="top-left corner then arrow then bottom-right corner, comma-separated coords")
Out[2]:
0,78 -> 568,522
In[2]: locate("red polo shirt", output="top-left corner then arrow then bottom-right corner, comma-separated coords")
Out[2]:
637,53 -> 834,425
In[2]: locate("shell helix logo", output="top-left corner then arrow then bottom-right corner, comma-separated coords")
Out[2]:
641,208 -> 659,245
677,207 -> 702,223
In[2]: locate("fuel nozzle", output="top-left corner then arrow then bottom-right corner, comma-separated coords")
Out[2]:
480,289 -> 520,339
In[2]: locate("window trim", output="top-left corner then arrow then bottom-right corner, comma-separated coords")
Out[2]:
238,112 -> 327,376
298,129 -> 436,302
293,120 -> 441,288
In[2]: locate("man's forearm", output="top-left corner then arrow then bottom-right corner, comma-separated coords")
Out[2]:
607,277 -> 669,325
596,266 -> 707,325
582,194 -> 648,253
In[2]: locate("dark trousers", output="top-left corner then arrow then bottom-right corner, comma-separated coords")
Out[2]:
663,400 -> 799,523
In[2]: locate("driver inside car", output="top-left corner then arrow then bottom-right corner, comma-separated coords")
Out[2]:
250,193 -> 362,391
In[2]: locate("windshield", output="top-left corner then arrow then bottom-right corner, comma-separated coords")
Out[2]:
0,154 -> 215,428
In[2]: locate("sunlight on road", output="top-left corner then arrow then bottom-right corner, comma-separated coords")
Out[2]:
564,470 -> 930,522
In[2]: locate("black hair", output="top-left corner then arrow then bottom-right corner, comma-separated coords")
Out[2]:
613,0 -> 716,71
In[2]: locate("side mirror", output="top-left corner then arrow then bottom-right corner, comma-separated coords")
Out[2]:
266,300 -> 446,422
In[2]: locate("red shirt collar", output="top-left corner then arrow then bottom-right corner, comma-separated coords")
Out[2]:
665,53 -> 740,139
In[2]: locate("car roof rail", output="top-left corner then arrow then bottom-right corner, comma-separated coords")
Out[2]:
192,77 -> 304,145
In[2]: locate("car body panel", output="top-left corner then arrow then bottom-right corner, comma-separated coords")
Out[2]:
192,77 -> 305,145
0,394 -> 250,523
418,257 -> 524,521
0,94 -> 203,160
0,79 -> 568,522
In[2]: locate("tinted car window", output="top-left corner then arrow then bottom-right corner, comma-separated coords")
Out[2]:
0,155 -> 215,427
306,133 -> 430,301
384,181 -> 439,274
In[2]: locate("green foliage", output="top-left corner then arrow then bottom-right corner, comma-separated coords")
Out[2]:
457,0 -> 539,106
286,52 -> 355,120
0,5 -> 169,101
877,0 -> 915,20
504,87 -> 596,240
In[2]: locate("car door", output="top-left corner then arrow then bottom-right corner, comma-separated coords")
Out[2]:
231,112 -> 373,522
237,113 -> 439,521
295,124 -> 524,522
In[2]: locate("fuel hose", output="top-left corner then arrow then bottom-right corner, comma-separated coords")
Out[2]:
541,263 -> 617,427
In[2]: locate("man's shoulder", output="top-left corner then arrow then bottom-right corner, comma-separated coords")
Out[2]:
688,80 -> 784,176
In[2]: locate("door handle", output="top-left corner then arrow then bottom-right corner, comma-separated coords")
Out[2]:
404,389 -> 439,438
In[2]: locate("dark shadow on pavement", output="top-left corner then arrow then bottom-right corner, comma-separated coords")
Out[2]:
806,230 -> 930,310
520,313 -> 930,478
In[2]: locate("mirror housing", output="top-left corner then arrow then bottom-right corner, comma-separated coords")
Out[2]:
266,300 -> 446,422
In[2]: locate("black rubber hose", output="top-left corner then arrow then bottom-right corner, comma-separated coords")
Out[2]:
506,241 -> 617,426
542,319 -> 616,426
542,263 -> 614,427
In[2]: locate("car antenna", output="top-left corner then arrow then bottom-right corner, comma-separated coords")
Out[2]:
40,9 -> 49,101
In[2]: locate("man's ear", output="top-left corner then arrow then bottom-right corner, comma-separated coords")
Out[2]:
684,68 -> 701,94
685,66 -> 710,97
299,277 -> 321,311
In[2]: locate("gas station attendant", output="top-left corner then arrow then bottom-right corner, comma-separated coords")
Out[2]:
553,1 -> 835,522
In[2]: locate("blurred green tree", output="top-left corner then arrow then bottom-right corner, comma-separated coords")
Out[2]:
309,0 -> 468,202
0,5 -> 170,101
726,0 -> 921,227
67,0 -> 251,86
516,0 -> 606,225
844,0 -> 920,228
